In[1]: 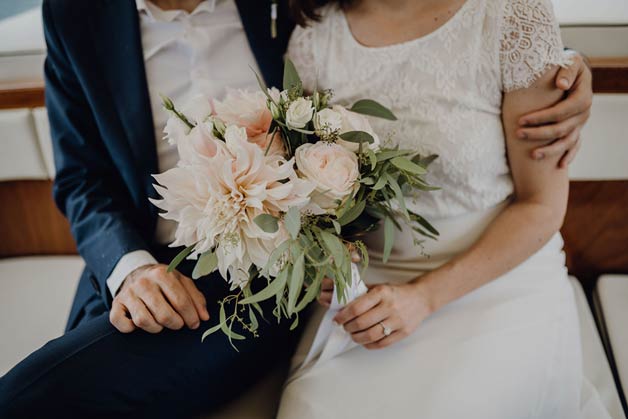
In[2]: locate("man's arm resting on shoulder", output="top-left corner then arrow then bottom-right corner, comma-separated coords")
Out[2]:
517,51 -> 593,167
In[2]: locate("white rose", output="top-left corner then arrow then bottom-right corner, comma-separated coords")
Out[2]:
313,108 -> 343,136
333,105 -> 381,152
295,142 -> 360,212
163,115 -> 191,145
286,97 -> 314,129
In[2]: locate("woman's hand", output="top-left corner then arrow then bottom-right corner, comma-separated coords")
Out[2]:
332,282 -> 433,350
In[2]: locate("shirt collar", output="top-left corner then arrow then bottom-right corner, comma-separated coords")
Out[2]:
136,0 -> 218,21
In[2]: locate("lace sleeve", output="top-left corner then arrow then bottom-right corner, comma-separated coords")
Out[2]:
499,0 -> 572,92
286,24 -> 318,93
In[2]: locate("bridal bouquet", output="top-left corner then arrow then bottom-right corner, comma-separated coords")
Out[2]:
151,59 -> 438,346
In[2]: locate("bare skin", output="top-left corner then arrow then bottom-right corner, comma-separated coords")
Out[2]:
325,0 -> 578,350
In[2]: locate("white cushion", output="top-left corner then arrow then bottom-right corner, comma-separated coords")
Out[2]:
570,94 -> 628,181
0,8 -> 45,82
596,275 -> 628,406
572,277 -> 625,418
0,109 -> 48,181
0,256 -> 82,376
32,107 -> 55,179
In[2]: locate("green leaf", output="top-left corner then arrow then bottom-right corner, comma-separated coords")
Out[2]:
413,154 -> 439,168
339,130 -> 374,144
192,250 -> 218,279
318,230 -> 344,266
383,216 -> 395,263
410,212 -> 440,236
385,173 -> 408,218
337,199 -> 366,226
248,307 -> 259,332
201,323 -> 223,342
285,206 -> 301,240
332,219 -> 341,235
254,213 -> 279,233
366,148 -> 377,171
283,58 -> 302,91
349,99 -> 397,121
290,315 -> 299,331
251,66 -> 274,103
390,157 -> 427,175
261,239 -> 291,278
219,303 -> 245,341
287,252 -> 305,315
372,175 -> 388,191
295,271 -> 323,312
239,268 -> 289,305
167,244 -> 195,273
375,149 -> 408,161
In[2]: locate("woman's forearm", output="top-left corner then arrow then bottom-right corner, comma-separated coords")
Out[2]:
412,199 -> 564,314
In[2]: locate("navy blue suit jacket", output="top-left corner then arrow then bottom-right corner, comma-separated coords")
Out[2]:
42,0 -> 295,330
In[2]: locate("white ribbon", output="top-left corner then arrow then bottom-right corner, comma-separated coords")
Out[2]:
297,263 -> 369,372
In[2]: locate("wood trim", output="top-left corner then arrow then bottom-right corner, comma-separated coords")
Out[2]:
590,57 -> 628,93
0,80 -> 45,110
0,180 -> 77,258
562,180 -> 628,287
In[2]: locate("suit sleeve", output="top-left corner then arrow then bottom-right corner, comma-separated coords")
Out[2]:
43,1 -> 152,304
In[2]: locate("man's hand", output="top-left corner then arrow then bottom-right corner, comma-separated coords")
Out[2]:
110,264 -> 210,333
517,52 -> 593,168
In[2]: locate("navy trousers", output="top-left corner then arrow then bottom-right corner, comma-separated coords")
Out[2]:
0,258 -> 303,418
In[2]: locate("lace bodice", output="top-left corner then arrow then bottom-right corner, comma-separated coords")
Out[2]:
287,0 -> 570,219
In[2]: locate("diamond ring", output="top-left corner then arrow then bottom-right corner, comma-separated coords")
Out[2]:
380,321 -> 393,337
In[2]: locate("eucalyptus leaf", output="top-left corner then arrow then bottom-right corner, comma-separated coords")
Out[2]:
383,216 -> 395,263
337,199 -> 366,226
350,99 -> 397,121
239,268 -> 289,305
385,173 -> 408,218
201,323 -> 223,342
219,304 -> 245,341
339,130 -> 374,144
254,213 -> 279,233
296,270 -> 323,312
290,315 -> 299,331
372,175 -> 388,191
283,58 -> 302,91
285,207 -> 301,240
366,148 -> 377,171
248,307 -> 259,331
167,244 -> 195,273
287,252 -> 305,315
332,220 -> 341,235
391,157 -> 427,175
192,250 -> 218,279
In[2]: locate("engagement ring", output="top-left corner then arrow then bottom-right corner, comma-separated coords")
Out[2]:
380,322 -> 392,337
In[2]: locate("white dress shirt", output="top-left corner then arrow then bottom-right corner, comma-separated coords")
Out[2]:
106,0 -> 261,296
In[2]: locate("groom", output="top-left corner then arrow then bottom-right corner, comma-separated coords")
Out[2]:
0,0 -> 593,417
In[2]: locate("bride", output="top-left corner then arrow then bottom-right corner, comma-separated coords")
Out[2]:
277,0 -> 609,418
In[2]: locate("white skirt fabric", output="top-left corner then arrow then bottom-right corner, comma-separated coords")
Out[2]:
277,203 -> 594,419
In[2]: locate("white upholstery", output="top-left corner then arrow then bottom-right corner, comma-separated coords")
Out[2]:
560,27 -> 628,57
570,94 -> 628,181
596,275 -> 628,406
0,256 -> 82,376
0,109 -> 48,180
553,0 -> 628,26
0,8 -> 45,82
32,107 -> 54,179
572,277 -> 625,419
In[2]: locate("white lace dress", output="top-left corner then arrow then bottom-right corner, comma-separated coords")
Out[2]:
277,0 -> 611,418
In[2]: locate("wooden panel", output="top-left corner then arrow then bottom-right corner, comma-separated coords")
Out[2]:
0,80 -> 45,110
590,57 -> 628,93
0,180 -> 77,257
562,180 -> 628,287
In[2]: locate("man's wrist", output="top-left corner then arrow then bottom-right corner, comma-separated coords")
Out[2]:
106,250 -> 158,297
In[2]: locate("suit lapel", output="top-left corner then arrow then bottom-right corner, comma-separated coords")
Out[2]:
89,0 -> 159,219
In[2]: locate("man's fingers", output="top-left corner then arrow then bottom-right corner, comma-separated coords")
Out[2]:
179,274 -> 210,321
137,289 -> 185,330
532,126 -> 580,161
158,274 -> 200,329
559,134 -> 582,168
555,59 -> 579,91
517,114 -> 580,143
110,300 -> 136,333
124,294 -> 163,333
519,87 -> 590,127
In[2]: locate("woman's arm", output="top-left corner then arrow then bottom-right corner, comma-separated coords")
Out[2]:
333,66 -> 569,349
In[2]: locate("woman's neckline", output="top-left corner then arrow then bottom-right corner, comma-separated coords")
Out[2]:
339,0 -> 475,51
